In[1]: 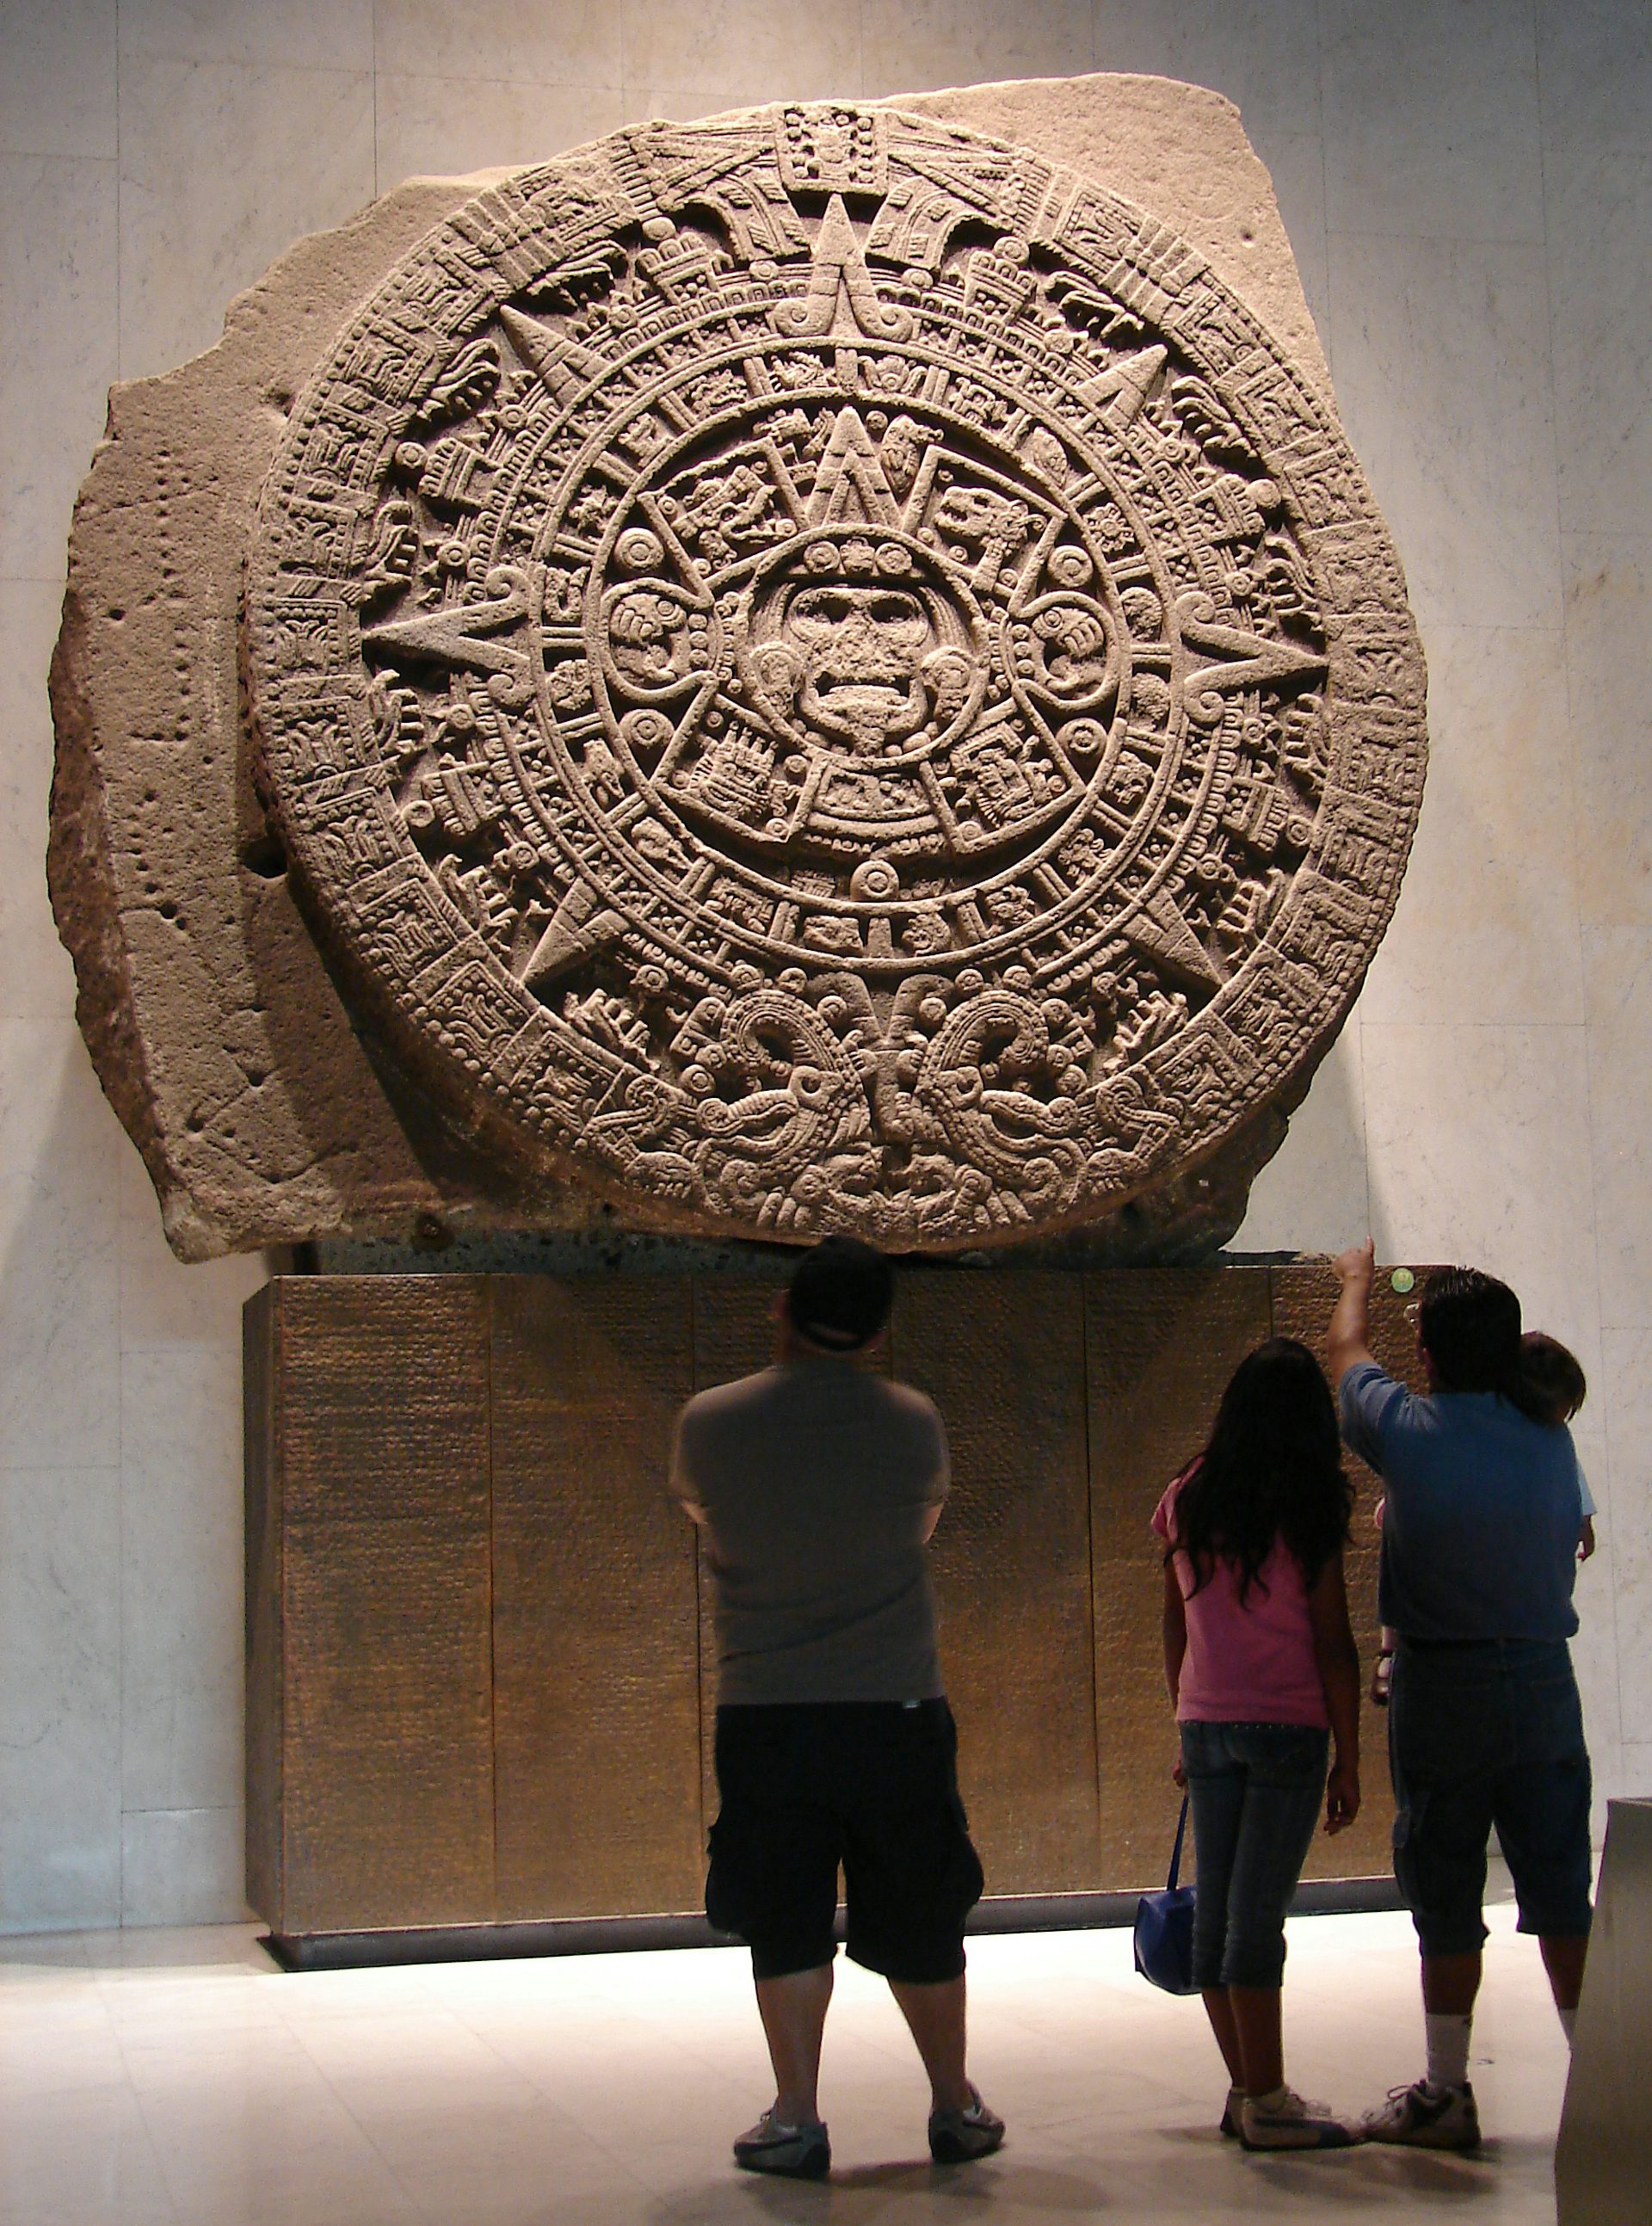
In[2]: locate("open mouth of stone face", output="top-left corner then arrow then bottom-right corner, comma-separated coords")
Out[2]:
802,672 -> 927,749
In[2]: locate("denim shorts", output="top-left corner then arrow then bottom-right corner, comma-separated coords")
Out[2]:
1389,1637 -> 1593,1957
1179,1720 -> 1330,1989
706,1699 -> 984,1983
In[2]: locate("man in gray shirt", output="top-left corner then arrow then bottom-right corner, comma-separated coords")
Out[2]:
670,1236 -> 1004,2181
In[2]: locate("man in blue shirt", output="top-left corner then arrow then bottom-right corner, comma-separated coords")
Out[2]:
1328,1241 -> 1592,2151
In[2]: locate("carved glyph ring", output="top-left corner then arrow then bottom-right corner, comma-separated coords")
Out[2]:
245,102 -> 1425,1249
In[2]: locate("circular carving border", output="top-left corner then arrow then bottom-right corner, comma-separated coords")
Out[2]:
245,102 -> 1426,1249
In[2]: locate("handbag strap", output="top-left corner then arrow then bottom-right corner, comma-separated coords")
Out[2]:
1166,1793 -> 1189,1890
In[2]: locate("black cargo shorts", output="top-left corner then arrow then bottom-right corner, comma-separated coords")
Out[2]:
706,1698 -> 984,1982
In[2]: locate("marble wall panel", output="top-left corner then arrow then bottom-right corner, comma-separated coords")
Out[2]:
1361,1020 -> 1601,1359
0,151 -> 116,585
0,578 -> 81,1022
114,0 -> 374,72
119,1152 -> 266,1355
115,58 -> 375,381
1564,537 -> 1652,930
0,1021 -> 122,1471
1583,928 -> 1652,1333
0,1465 -> 121,1928
1358,626 -> 1585,1028
622,0 -> 861,110
119,1347 -> 244,1817
373,0 -> 623,89
1090,0 -> 1321,148
1231,1027 -> 1369,1256
375,77 -> 626,187
1326,234 -> 1562,636
1537,0 -> 1652,151
1547,146 -> 1652,541
119,1806 -> 246,1927
1251,129 -> 1331,354
860,0 -> 1093,97
1600,1330 -> 1652,1737
5,0 -> 1652,1930
0,0 -> 116,159
1321,0 -> 1544,244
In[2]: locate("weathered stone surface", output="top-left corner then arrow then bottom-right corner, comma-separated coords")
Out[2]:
50,78 -> 1426,1259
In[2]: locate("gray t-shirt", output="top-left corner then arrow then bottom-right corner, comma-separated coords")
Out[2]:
669,1359 -> 949,1706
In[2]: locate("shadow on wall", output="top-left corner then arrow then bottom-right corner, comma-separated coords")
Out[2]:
0,1024 -> 123,1474
0,1026 -> 123,1928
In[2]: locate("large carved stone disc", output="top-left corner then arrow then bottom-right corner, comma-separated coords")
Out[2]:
245,102 -> 1425,1250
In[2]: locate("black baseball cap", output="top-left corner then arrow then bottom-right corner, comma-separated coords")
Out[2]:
786,1236 -> 894,1352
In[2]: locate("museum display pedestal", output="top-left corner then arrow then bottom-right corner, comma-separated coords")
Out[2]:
244,1262 -> 1415,1961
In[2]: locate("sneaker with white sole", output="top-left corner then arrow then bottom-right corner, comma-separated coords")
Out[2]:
928,2085 -> 1006,2164
1239,2085 -> 1361,2151
732,2107 -> 830,2179
1364,2078 -> 1481,2151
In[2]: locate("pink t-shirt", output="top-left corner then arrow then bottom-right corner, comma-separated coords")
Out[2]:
1152,1468 -> 1329,1728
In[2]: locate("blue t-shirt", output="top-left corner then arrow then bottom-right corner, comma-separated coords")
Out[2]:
1339,1360 -> 1582,1642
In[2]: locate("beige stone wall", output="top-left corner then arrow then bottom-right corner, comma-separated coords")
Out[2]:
3,0 -> 1649,1931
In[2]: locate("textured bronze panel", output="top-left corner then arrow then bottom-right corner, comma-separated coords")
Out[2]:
243,1262 -> 1421,1939
491,1277 -> 700,1919
1269,1262 -> 1427,1882
1087,1268 -> 1274,1886
278,1276 -> 493,1933
243,1286 -> 282,1928
891,1273 -> 1097,1896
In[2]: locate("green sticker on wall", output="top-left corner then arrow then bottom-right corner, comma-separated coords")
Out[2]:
1390,1267 -> 1415,1294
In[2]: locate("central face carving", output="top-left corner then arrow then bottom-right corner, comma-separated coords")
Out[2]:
790,579 -> 930,751
732,527 -> 986,779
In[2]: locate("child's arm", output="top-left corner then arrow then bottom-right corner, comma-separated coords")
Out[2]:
1162,1563 -> 1187,1709
1308,1551 -> 1362,1833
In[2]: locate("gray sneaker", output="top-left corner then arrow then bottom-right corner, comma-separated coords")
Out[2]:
1219,2085 -> 1242,2137
1364,2079 -> 1481,2150
1239,2085 -> 1361,2151
928,2086 -> 1006,2164
732,2107 -> 830,2179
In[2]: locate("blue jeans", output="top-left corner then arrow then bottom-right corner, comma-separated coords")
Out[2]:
1390,1637 -> 1593,1956
1180,1721 -> 1329,1989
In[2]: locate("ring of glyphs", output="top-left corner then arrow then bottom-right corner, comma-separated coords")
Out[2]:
243,101 -> 1427,1252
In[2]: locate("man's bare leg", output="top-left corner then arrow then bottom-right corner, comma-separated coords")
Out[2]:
1421,1949 -> 1482,2017
886,1975 -> 973,2112
1540,1933 -> 1587,2022
755,1964 -> 834,2124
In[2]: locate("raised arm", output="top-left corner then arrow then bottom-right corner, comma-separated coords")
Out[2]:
1327,1238 -> 1377,1388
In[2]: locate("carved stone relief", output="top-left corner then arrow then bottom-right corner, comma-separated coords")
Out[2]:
48,78 -> 1426,1257
243,102 -> 1424,1250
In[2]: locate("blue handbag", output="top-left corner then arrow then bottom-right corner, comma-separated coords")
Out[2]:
1133,1794 -> 1198,1995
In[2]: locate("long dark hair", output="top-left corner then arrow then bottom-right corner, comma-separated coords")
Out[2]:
1168,1337 -> 1352,1603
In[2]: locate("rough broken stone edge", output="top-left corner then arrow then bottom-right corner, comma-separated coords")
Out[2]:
47,77 -> 1398,1261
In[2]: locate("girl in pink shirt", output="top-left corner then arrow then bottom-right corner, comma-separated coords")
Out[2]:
1153,1337 -> 1364,2152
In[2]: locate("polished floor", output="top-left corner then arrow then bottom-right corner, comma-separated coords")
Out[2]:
3,1889 -> 1569,2225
